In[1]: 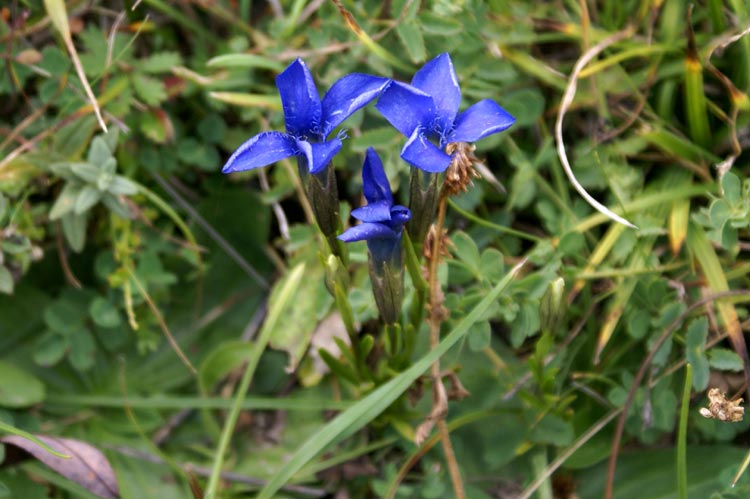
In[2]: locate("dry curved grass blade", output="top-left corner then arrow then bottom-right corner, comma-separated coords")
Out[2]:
555,27 -> 637,229
44,0 -> 108,133
1,434 -> 119,498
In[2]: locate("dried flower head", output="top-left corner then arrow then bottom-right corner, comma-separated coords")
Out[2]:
444,142 -> 481,195
699,387 -> 744,422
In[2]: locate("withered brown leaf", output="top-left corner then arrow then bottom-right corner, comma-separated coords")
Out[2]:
1,434 -> 119,498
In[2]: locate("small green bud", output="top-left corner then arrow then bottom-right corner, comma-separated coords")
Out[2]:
323,253 -> 349,295
540,277 -> 566,334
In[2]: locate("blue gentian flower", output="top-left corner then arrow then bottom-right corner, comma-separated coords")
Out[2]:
222,59 -> 390,175
375,53 -> 515,173
338,148 -> 411,267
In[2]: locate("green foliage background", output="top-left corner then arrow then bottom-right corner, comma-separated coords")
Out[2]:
1,0 -> 750,497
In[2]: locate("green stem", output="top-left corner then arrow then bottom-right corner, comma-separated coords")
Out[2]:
676,363 -> 692,499
447,199 -> 542,242
204,264 -> 306,499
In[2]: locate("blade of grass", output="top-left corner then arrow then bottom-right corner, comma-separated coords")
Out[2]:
684,9 -> 712,148
677,363 -> 692,499
732,449 -> 750,487
43,0 -> 107,133
331,0 -> 412,72
206,54 -> 285,71
686,223 -> 748,381
570,223 -> 626,298
208,92 -> 281,110
573,183 -> 712,233
204,263 -> 307,499
255,259 -> 526,499
668,171 -> 693,255
45,394 -> 352,411
0,421 -> 69,459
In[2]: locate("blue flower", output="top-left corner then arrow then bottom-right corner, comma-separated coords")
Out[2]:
375,53 -> 515,173
338,148 -> 411,266
222,59 -> 390,175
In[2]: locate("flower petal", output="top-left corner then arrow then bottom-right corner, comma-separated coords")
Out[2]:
411,53 -> 461,133
221,131 -> 297,173
321,74 -> 390,136
362,147 -> 393,205
276,59 -> 322,137
375,82 -> 436,137
390,205 -> 412,227
351,200 -> 392,223
338,222 -> 397,242
401,129 -> 452,173
449,99 -> 515,143
296,138 -> 342,174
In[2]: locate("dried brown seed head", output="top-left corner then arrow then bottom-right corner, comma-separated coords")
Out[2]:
700,387 -> 744,422
444,142 -> 481,196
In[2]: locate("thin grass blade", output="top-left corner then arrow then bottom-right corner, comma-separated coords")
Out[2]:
255,260 -> 526,499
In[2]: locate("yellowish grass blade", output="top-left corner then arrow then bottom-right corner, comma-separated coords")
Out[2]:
687,223 -> 747,374
44,0 -> 108,133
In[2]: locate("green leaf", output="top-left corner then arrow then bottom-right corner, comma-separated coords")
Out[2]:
575,446 -> 746,499
722,172 -> 741,206
86,136 -> 112,165
101,193 -> 132,219
44,297 -> 87,335
138,51 -> 183,73
0,194 -> 8,224
451,231 -> 480,273
708,348 -> 744,371
0,361 -> 45,407
267,257 -> 331,372
176,137 -> 220,170
61,212 -> 88,252
49,183 -> 82,220
0,266 -> 13,295
70,162 -> 101,183
199,340 -> 255,393
132,74 -> 167,106
479,248 -> 505,283
627,309 -> 651,340
709,199 -> 731,228
108,176 -> 138,196
395,20 -> 426,63
89,297 -> 122,328
685,317 -> 709,391
33,333 -> 68,367
419,12 -> 462,36
467,320 -> 491,352
531,413 -> 574,446
102,127 -> 119,152
68,329 -> 96,371
500,88 -> 545,128
197,114 -> 227,144
74,185 -> 101,214
255,260 -> 523,499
